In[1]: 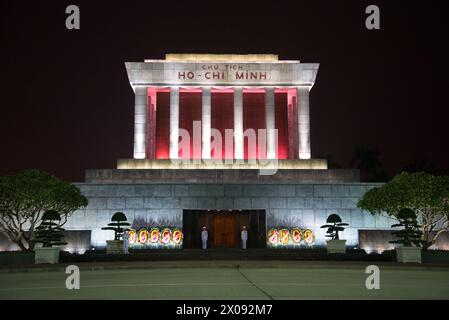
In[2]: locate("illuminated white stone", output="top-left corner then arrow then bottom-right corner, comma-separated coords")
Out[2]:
133,86 -> 147,159
202,87 -> 211,159
265,87 -> 276,159
164,53 -> 279,62
117,158 -> 328,170
298,86 -> 311,159
169,87 -> 179,159
233,87 -> 243,159
125,61 -> 319,87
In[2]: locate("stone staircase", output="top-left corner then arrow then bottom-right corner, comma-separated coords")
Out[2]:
62,248 -> 394,263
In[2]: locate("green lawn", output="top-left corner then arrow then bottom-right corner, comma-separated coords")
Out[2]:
1,264 -> 449,299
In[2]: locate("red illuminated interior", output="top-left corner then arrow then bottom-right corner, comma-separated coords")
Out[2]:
155,92 -> 170,159
243,92 -> 265,159
153,88 -> 293,160
146,88 -> 157,159
275,92 -> 288,159
179,91 -> 202,159
211,92 -> 234,159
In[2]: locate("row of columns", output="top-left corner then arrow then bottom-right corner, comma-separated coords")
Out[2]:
133,86 -> 311,160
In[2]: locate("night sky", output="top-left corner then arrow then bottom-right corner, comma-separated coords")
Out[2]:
1,0 -> 448,182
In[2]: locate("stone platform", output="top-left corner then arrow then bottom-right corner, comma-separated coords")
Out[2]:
117,159 -> 328,170
85,168 -> 360,184
60,248 -> 394,262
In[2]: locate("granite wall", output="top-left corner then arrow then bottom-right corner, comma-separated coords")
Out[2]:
64,182 -> 396,248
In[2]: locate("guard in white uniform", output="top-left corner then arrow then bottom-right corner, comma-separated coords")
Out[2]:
241,226 -> 248,249
201,226 -> 208,249
123,229 -> 129,254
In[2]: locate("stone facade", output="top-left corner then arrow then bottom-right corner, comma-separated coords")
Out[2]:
85,168 -> 360,184
65,182 -> 396,249
127,54 -> 319,161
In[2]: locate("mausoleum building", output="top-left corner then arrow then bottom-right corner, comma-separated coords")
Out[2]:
3,54 -> 423,253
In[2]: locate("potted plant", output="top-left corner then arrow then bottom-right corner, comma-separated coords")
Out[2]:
321,213 -> 349,254
33,210 -> 67,264
390,208 -> 423,263
102,212 -> 130,254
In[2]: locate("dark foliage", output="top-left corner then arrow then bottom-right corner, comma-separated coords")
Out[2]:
102,212 -> 131,240
32,210 -> 67,247
389,208 -> 424,247
320,214 -> 349,240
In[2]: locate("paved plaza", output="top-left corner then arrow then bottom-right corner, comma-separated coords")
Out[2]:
1,261 -> 448,299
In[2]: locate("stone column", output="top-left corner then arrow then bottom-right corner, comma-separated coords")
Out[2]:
169,86 -> 179,159
287,89 -> 299,159
202,87 -> 211,159
298,86 -> 311,159
265,87 -> 276,159
233,87 -> 243,159
133,86 -> 147,159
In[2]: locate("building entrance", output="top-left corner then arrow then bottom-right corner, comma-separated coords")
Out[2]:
213,213 -> 237,248
183,209 -> 266,249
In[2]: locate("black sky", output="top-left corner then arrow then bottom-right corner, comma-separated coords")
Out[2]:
1,0 -> 448,182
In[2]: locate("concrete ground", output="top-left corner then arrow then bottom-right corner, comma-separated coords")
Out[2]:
1,261 -> 449,299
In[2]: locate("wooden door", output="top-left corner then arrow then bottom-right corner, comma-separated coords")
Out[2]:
213,214 -> 237,247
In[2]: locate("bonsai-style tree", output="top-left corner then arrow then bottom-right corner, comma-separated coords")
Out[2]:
0,170 -> 88,252
102,212 -> 130,240
32,210 -> 67,247
320,214 -> 349,240
358,172 -> 449,249
389,208 -> 424,247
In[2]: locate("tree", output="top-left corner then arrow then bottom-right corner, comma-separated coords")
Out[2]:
0,170 -> 88,252
358,172 -> 449,250
102,212 -> 130,240
402,159 -> 440,175
33,210 -> 67,247
350,144 -> 382,182
320,214 -> 349,240
389,208 -> 424,247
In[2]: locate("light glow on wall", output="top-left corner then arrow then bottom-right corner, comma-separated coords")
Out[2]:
117,158 -> 328,169
164,53 -> 280,62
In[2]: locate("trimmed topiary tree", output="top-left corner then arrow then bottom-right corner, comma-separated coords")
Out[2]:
390,208 -> 424,263
33,210 -> 67,264
321,213 -> 349,254
320,214 -> 349,240
102,212 -> 130,240
33,210 -> 67,247
389,208 -> 424,247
